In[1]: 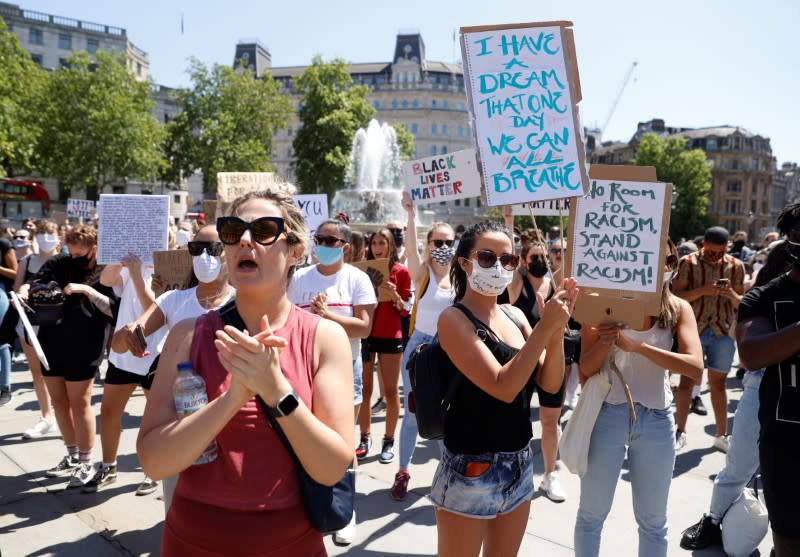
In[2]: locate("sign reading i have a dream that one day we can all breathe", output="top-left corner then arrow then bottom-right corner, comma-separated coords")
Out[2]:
460,22 -> 588,206
571,179 -> 669,292
402,149 -> 481,204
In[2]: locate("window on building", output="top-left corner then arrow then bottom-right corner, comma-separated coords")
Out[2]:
752,180 -> 758,193
412,99 -> 419,108
762,201 -> 768,214
431,123 -> 437,135
174,194 -> 182,204
29,28 -> 43,45
373,101 -> 380,109
58,33 -> 72,50
136,62 -> 142,77
30,54 -> 43,66
58,58 -> 69,68
727,179 -> 741,193
440,145 -> 447,154
87,38 -> 99,54
410,123 -> 418,134
464,198 -> 470,207
457,102 -> 465,111
429,145 -> 437,156
443,100 -> 449,109
732,136 -> 741,150
751,200 -> 757,213
432,99 -> 437,109
455,199 -> 461,206
442,124 -> 448,136
730,159 -> 740,170
403,72 -> 409,83
112,186 -> 125,194
402,99 -> 409,109
752,158 -> 759,171
391,100 -> 398,109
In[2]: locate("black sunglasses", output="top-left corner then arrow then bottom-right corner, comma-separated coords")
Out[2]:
216,216 -> 285,246
314,234 -> 344,247
550,247 -> 563,255
529,254 -> 546,261
470,249 -> 520,271
187,241 -> 224,257
430,239 -> 455,248
13,235 -> 28,240
388,227 -> 403,235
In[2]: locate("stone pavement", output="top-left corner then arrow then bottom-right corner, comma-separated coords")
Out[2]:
0,358 -> 773,556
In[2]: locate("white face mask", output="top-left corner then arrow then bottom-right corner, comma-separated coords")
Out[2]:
663,270 -> 676,285
192,252 -> 222,283
176,229 -> 192,247
467,259 -> 514,297
753,261 -> 764,273
13,238 -> 29,249
36,233 -> 59,253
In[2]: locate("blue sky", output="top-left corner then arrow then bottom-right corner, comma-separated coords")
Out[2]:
17,0 -> 799,164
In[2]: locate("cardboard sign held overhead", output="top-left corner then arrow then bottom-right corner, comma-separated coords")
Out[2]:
511,197 -> 570,216
217,172 -> 281,203
402,149 -> 482,204
52,211 -> 68,227
567,164 -> 672,328
67,198 -> 95,219
152,249 -> 194,297
460,21 -> 589,207
352,258 -> 392,302
97,195 -> 169,265
293,194 -> 329,233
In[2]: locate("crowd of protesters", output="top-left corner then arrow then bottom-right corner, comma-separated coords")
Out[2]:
1,189 -> 798,556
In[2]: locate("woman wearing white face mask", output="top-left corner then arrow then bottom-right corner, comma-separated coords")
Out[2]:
109,224 -> 232,510
432,220 -> 577,557
13,220 -> 61,438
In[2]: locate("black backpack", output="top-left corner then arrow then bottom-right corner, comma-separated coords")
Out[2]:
406,302 -> 524,440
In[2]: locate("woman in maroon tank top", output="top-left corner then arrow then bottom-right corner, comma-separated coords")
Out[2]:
137,186 -> 354,557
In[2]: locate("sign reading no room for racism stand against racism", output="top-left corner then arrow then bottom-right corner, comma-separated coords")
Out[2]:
402,149 -> 482,204
293,194 -> 329,233
97,194 -> 170,265
460,21 -> 589,207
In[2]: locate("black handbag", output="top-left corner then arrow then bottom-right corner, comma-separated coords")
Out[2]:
27,281 -> 65,326
217,300 -> 354,534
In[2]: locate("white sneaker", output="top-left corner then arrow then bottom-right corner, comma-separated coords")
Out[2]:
67,463 -> 95,489
333,511 -> 356,546
540,472 -> 566,502
712,435 -> 730,453
23,417 -> 57,439
675,431 -> 688,451
12,353 -> 27,364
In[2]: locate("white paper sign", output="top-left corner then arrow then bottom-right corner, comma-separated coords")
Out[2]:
97,195 -> 169,265
67,198 -> 95,219
571,180 -> 667,292
461,24 -> 587,206
402,149 -> 482,204
511,197 -> 571,216
293,195 -> 329,233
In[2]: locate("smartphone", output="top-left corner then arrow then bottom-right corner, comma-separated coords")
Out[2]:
464,461 -> 491,478
134,324 -> 147,351
715,278 -> 730,287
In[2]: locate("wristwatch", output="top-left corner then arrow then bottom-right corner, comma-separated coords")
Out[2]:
271,390 -> 300,418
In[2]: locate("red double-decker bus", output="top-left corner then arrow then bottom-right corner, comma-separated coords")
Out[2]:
0,178 -> 51,221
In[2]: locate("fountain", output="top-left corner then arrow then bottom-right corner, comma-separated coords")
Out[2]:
332,120 -> 407,225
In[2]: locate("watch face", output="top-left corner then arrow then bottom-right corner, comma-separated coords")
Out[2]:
277,392 -> 299,416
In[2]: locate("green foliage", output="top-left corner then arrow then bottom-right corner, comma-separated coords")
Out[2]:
33,51 -> 164,199
167,59 -> 291,192
632,133 -> 712,241
392,122 -> 416,161
292,56 -> 375,197
0,19 -> 46,175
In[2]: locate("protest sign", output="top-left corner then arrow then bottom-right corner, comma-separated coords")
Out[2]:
152,249 -> 194,297
97,194 -> 169,265
217,172 -> 281,203
352,258 -> 392,302
52,211 -> 68,227
203,200 -> 218,222
402,149 -> 482,204
10,292 -> 49,371
293,194 -> 329,233
460,21 -> 588,207
67,198 -> 95,219
567,164 -> 672,327
511,197 -> 570,216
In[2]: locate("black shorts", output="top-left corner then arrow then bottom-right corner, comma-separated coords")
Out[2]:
760,441 -> 800,538
105,362 -> 148,387
536,373 -> 567,409
362,336 -> 404,359
40,352 -> 99,382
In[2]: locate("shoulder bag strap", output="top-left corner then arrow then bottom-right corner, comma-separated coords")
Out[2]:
607,347 -> 637,423
498,304 -> 528,339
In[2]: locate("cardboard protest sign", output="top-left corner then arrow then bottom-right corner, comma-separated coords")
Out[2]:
460,21 -> 588,207
511,197 -> 570,216
352,258 -> 392,302
203,200 -> 218,222
67,198 -> 95,219
293,195 -> 329,233
402,149 -> 482,204
97,194 -> 169,265
152,249 -> 194,297
566,164 -> 672,327
217,172 -> 281,203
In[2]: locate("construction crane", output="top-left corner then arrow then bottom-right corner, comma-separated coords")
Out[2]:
601,61 -> 638,133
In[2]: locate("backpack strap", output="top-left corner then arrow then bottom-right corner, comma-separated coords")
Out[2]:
407,267 -> 431,336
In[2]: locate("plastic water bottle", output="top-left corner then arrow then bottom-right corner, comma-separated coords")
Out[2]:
173,360 -> 218,465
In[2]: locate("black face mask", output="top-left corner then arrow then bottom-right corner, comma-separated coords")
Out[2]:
527,259 -> 548,278
71,253 -> 91,269
392,232 -> 404,248
731,240 -> 745,250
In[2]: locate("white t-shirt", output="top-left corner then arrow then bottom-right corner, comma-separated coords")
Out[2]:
288,264 -> 377,359
155,286 -> 234,328
109,267 -> 168,375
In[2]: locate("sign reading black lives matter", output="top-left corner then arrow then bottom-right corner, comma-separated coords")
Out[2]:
460,21 -> 588,207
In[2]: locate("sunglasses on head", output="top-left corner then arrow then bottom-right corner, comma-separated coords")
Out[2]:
187,241 -> 224,257
470,249 -> 520,271
314,234 -> 344,247
430,239 -> 455,248
216,216 -> 285,246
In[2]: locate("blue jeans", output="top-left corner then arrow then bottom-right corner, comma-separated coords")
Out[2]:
399,329 -> 435,469
699,327 -> 736,372
709,369 -> 763,519
0,287 -> 10,389
575,402 -> 676,557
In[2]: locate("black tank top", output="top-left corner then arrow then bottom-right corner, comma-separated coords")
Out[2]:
443,305 -> 537,455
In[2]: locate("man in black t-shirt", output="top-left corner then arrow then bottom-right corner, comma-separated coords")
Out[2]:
737,202 -> 800,555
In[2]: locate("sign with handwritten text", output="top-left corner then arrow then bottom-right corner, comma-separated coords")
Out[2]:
293,194 -> 329,233
511,197 -> 570,216
402,149 -> 481,204
461,22 -> 588,206
217,172 -> 281,203
67,198 -> 95,219
152,249 -> 194,297
97,194 -> 169,265
571,180 -> 667,292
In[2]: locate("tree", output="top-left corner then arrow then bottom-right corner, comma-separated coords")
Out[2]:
632,133 -> 712,241
392,122 -> 416,161
0,19 -> 46,176
33,51 -> 164,200
292,56 -> 375,197
167,59 -> 291,192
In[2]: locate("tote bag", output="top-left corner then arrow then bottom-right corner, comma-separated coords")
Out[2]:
560,369 -> 611,477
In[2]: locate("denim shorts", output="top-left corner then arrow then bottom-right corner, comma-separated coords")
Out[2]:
352,358 -> 363,406
428,445 -> 533,519
699,328 -> 736,373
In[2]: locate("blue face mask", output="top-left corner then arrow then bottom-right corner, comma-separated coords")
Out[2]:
315,245 -> 343,266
